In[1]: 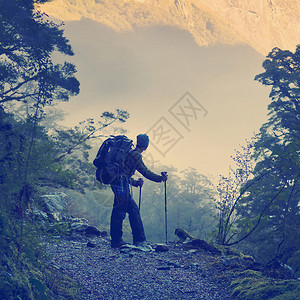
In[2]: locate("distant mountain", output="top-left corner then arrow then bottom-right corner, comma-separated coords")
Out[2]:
39,0 -> 300,54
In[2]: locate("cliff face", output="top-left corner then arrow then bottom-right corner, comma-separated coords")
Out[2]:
39,0 -> 300,54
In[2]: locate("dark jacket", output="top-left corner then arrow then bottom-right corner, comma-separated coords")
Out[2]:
124,149 -> 163,186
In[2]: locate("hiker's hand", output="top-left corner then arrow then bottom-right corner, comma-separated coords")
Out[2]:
138,178 -> 144,187
161,172 -> 168,181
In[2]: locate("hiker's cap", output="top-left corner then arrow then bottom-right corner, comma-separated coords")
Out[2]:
137,134 -> 149,150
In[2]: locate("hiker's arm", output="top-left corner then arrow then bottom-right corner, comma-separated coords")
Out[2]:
127,150 -> 163,182
135,158 -> 163,183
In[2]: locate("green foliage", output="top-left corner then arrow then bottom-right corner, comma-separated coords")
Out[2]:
214,46 -> 300,268
45,222 -> 73,237
0,206 -> 81,299
0,0 -> 79,105
232,45 -> 300,264
207,249 -> 299,300
215,139 -> 256,245
255,46 -> 300,140
0,1 -> 130,294
44,269 -> 82,300
230,277 -> 300,300
0,97 -> 128,299
0,107 -> 77,194
0,1 -> 82,297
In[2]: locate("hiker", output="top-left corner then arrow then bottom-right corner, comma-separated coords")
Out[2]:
110,133 -> 168,249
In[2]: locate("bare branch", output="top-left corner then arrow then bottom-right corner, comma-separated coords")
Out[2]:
226,182 -> 287,246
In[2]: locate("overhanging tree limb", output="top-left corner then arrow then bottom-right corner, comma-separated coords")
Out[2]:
226,182 -> 287,246
222,171 -> 267,244
52,117 -> 121,163
0,75 -> 38,98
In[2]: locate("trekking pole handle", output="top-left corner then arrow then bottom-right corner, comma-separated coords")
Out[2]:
161,171 -> 168,180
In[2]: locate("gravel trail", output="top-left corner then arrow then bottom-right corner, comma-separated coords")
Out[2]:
46,235 -> 232,300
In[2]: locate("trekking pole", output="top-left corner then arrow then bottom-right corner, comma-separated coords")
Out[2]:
161,172 -> 168,244
138,185 -> 142,210
138,178 -> 143,211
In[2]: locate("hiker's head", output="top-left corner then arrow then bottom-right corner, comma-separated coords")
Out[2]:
136,134 -> 149,151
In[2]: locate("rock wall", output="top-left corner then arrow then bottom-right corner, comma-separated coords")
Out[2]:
38,0 -> 300,54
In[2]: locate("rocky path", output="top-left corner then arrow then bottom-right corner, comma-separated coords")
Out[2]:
46,234 -> 232,300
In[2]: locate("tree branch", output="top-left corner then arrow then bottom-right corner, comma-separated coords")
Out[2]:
52,118 -> 120,163
0,75 -> 38,98
226,182 -> 287,246
221,172 -> 266,244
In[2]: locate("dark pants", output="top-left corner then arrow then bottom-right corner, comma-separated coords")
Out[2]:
110,177 -> 146,245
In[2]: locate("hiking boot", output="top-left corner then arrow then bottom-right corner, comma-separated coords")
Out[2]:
133,241 -> 154,252
111,240 -> 127,248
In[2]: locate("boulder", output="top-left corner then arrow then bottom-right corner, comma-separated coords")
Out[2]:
71,223 -> 103,236
155,244 -> 169,252
40,193 -> 69,220
70,217 -> 89,225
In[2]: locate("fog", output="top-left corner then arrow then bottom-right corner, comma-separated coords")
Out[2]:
57,18 -> 270,177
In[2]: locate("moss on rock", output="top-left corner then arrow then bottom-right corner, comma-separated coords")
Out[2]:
230,276 -> 300,300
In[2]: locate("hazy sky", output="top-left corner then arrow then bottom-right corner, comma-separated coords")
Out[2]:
57,18 -> 270,178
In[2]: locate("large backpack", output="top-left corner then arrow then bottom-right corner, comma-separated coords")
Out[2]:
93,135 -> 133,184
